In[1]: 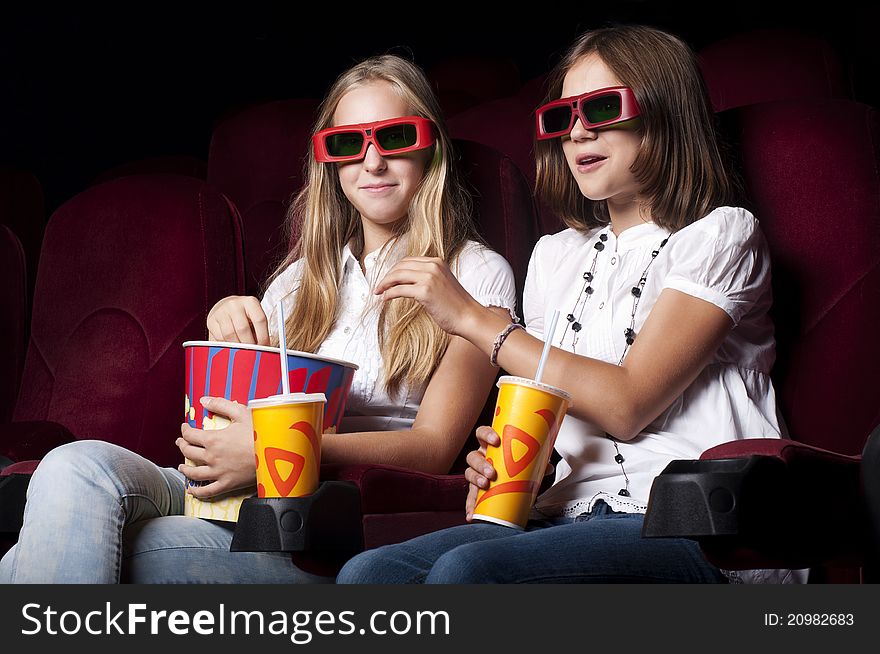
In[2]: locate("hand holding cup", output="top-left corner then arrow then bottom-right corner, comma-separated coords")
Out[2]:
470,376 -> 571,529
465,426 -> 499,520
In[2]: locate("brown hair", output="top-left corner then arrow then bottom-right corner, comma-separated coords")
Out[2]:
264,55 -> 478,398
535,25 -> 739,233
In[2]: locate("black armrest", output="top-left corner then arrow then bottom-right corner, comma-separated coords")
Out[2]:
229,481 -> 363,553
643,454 -> 867,570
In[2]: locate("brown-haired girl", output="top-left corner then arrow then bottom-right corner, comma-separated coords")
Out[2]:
337,26 -> 805,584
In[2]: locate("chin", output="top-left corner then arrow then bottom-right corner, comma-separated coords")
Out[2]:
360,209 -> 408,227
576,185 -> 611,202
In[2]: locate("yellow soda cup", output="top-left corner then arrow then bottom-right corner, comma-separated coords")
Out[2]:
472,376 -> 571,529
248,392 -> 326,498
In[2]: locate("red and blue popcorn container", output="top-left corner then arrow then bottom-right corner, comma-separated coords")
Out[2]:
181,341 -> 358,521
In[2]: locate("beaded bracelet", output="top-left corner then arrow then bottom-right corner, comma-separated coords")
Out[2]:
490,322 -> 525,367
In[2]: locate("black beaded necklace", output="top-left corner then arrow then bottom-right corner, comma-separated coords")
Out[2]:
558,225 -> 670,497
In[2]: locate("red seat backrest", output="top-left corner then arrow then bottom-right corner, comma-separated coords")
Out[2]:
453,138 -> 538,312
723,98 -> 880,454
207,99 -> 320,296
427,56 -> 521,118
12,175 -> 245,466
448,95 -> 563,236
699,28 -> 851,112
93,156 -> 207,185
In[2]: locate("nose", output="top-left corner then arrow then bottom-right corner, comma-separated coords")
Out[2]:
569,116 -> 597,142
362,143 -> 387,173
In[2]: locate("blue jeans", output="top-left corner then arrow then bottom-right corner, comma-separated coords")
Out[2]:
337,500 -> 728,583
0,440 -> 331,583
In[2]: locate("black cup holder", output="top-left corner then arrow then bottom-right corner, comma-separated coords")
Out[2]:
230,480 -> 364,553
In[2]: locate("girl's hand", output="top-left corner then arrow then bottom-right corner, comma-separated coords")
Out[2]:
375,257 -> 482,337
177,396 -> 256,499
464,425 -> 500,520
206,295 -> 270,345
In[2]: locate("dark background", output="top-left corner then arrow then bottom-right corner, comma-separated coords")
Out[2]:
2,1 -> 878,213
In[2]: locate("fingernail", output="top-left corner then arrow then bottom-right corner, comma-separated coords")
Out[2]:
484,466 -> 493,476
200,397 -> 210,404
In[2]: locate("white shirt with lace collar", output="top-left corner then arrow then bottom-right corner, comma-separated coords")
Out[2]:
260,239 -> 517,433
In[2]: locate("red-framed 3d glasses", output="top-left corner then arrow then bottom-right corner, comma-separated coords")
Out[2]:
313,115 -> 436,163
535,86 -> 641,140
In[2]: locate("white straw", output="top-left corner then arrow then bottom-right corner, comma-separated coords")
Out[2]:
277,300 -> 290,395
535,309 -> 559,383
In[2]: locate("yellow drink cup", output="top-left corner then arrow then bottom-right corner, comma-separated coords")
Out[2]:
472,376 -> 572,529
248,392 -> 325,498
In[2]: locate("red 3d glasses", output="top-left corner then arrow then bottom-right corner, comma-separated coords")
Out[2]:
536,86 -> 641,139
313,115 -> 436,162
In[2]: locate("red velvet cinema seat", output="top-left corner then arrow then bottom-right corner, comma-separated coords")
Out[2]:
698,28 -> 852,112
642,98 -> 880,582
0,225 -> 27,426
0,175 -> 245,537
207,98 -> 320,297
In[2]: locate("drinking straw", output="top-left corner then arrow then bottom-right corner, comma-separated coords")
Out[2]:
534,309 -> 559,383
277,300 -> 290,395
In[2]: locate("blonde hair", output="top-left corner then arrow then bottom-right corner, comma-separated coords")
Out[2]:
535,25 -> 739,233
265,55 -> 478,397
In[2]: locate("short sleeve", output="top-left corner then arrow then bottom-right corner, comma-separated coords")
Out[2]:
260,260 -> 304,333
523,235 -> 552,340
454,242 -> 517,321
662,207 -> 771,326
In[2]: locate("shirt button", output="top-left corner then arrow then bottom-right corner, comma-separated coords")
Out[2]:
599,302 -> 605,310
344,327 -> 351,334
610,256 -> 617,265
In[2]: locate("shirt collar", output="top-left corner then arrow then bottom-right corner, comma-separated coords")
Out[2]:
605,221 -> 669,253
341,234 -> 410,278
341,242 -> 359,271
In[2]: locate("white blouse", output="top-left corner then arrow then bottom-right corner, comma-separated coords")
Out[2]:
260,238 -> 517,433
524,206 -> 786,518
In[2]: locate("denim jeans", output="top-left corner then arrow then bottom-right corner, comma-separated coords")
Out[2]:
336,500 -> 728,584
0,440 -> 331,583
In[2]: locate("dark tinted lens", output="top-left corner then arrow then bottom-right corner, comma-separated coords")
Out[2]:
375,123 -> 418,151
582,94 -> 622,125
326,132 -> 364,157
540,105 -> 574,135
